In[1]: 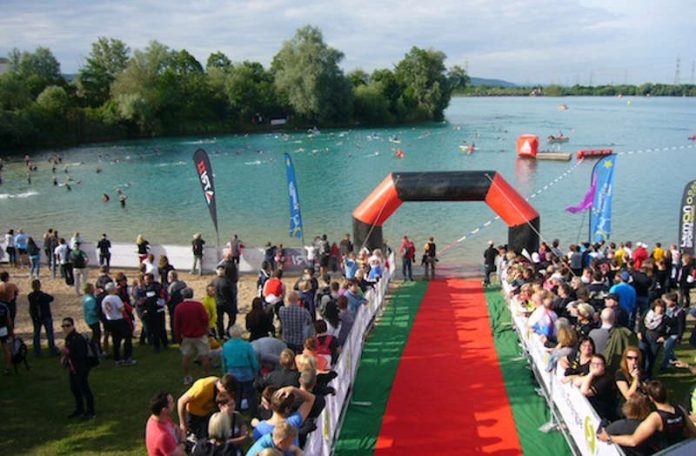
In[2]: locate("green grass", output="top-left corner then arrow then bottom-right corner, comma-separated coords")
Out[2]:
656,332 -> 696,408
0,342 -> 209,455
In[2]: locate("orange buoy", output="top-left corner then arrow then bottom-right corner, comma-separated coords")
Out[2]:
394,149 -> 405,159
576,148 -> 613,159
517,134 -> 538,158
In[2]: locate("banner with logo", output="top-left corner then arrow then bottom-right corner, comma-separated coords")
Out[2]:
679,179 -> 696,256
284,153 -> 304,239
193,148 -> 219,236
589,155 -> 617,243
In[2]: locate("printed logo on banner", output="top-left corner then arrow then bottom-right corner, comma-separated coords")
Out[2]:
323,404 -> 331,442
584,414 -> 597,453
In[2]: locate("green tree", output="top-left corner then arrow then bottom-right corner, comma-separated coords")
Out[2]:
394,47 -> 451,121
225,61 -> 279,123
348,69 -> 369,87
0,72 -> 32,110
353,82 -> 392,123
271,25 -> 353,123
112,41 -> 174,132
36,85 -> 70,115
448,65 -> 470,92
206,51 -> 232,70
77,37 -> 130,107
8,47 -> 64,98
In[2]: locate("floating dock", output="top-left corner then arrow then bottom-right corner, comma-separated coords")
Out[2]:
536,151 -> 572,161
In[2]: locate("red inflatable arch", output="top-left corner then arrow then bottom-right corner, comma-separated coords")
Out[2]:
353,171 -> 540,254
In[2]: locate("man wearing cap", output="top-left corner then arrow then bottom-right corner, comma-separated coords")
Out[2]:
483,241 -> 497,287
69,242 -> 89,295
610,272 -> 637,328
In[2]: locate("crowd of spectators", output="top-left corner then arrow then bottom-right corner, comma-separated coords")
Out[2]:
496,239 -> 696,454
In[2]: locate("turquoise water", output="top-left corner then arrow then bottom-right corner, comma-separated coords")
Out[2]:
1,96 -> 695,266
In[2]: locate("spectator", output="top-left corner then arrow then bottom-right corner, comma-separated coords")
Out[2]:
101,283 -> 135,366
615,346 -> 647,402
398,236 -> 415,281
28,279 -> 59,356
336,296 -> 354,347
246,297 -> 275,341
589,308 -> 615,354
573,353 -> 616,421
145,392 -> 186,456
177,374 -> 239,440
69,241 -> 89,295
245,421 -> 303,456
603,393 -> 656,455
637,299 -> 666,378
61,317 -> 95,419
222,325 -> 260,418
191,233 -> 205,276
97,233 -> 111,268
192,407 -> 249,456
0,272 -> 20,326
251,386 -> 315,443
255,348 -> 300,393
82,283 -> 101,356
279,292 -> 312,354
344,280 -> 367,316
560,337 -> 595,381
167,271 -> 187,343
483,240 -> 497,286
174,287 -> 211,385
659,292 -> 686,372
610,271 -> 637,327
598,380 -> 696,449
215,256 -> 239,335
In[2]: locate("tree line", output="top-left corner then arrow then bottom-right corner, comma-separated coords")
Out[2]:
458,83 -> 696,97
0,25 -> 469,151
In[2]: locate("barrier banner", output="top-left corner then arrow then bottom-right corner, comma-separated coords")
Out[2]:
590,155 -> 617,243
679,179 -> 696,256
501,280 -> 622,456
193,148 -> 219,236
305,255 -> 393,455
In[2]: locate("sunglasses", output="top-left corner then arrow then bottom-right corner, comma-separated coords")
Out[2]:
61,324 -> 72,328
626,356 -> 639,360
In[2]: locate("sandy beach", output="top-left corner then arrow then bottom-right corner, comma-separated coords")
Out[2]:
1,264 -> 299,342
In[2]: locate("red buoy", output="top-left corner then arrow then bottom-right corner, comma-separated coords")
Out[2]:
576,148 -> 613,159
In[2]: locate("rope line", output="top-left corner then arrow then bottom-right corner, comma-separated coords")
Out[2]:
438,142 -> 695,257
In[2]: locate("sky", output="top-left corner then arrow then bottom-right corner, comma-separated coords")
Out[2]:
1,0 -> 694,86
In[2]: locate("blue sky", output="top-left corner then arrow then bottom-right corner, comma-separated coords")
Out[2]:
1,0 -> 694,85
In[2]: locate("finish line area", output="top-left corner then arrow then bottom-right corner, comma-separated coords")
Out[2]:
333,278 -> 569,455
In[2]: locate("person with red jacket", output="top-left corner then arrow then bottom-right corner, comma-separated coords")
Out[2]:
174,288 -> 210,385
633,242 -> 649,270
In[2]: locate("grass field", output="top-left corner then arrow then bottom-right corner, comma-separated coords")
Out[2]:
0,342 -> 202,456
2,308 -> 695,455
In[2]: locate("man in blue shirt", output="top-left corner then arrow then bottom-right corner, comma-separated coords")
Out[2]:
609,271 -> 637,329
246,421 -> 304,456
14,229 -> 29,269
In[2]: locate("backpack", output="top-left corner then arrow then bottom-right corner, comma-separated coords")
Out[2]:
82,333 -> 100,368
71,250 -> 86,268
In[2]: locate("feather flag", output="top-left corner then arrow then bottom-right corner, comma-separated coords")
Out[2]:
565,176 -> 597,214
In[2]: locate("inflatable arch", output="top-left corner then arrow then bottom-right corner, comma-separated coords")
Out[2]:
352,171 -> 540,254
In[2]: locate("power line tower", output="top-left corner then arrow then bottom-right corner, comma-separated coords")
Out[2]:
673,57 -> 681,84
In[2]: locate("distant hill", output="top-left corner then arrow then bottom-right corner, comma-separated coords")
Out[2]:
469,77 -> 516,87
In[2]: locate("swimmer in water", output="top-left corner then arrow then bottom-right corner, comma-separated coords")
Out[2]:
102,193 -> 110,202
66,183 -> 72,191
119,193 -> 127,208
96,166 -> 102,174
53,177 -> 58,186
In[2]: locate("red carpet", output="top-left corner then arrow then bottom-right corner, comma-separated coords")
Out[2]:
374,279 -> 522,455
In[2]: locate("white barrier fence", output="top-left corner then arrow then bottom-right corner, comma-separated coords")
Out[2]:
502,281 -> 623,456
304,254 -> 395,456
0,240 -> 313,274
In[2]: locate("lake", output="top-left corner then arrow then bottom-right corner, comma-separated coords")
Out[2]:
1,96 -> 695,269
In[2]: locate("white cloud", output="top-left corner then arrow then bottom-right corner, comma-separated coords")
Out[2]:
0,0 -> 693,84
